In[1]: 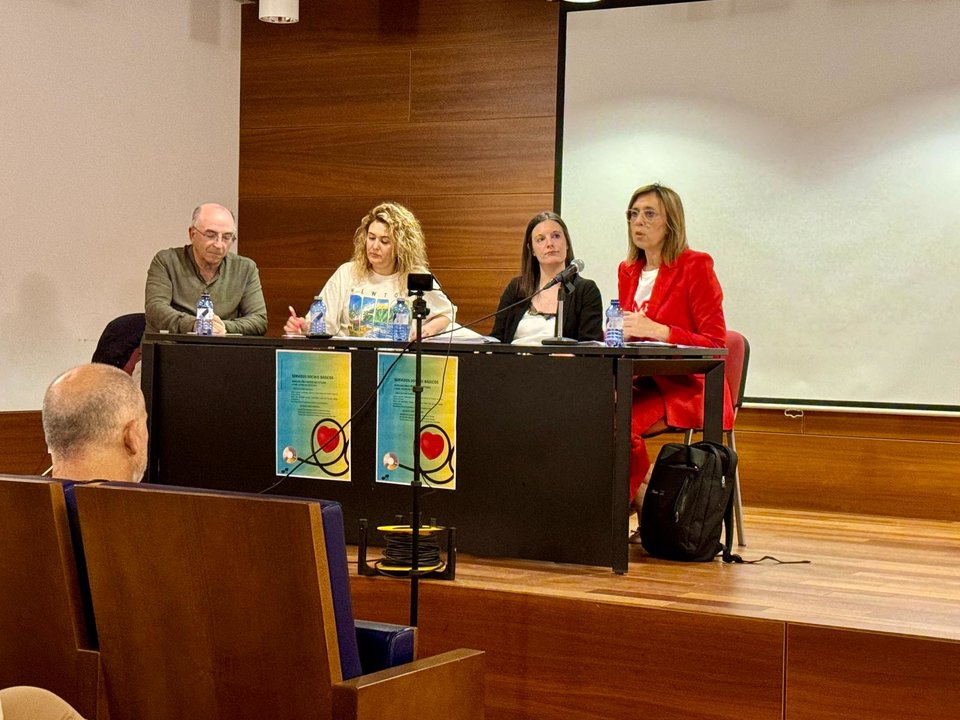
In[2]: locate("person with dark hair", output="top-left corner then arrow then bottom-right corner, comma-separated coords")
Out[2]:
42,363 -> 148,483
491,211 -> 603,344
145,202 -> 267,336
284,202 -> 455,339
618,184 -> 734,538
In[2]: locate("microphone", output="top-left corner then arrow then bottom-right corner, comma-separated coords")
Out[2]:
542,259 -> 584,290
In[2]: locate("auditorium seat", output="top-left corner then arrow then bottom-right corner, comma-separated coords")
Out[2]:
74,482 -> 484,720
0,476 -> 101,719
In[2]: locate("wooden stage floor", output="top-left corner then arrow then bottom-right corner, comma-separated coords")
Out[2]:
349,508 -> 960,720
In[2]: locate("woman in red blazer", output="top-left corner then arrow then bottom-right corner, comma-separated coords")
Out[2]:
618,184 -> 735,525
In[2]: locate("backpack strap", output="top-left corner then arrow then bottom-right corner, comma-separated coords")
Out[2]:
720,490 -> 743,564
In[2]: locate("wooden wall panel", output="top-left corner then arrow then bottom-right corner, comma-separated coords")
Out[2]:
239,194 -> 553,272
239,117 -> 556,198
239,0 -> 558,337
802,410 -> 960,442
260,268 -> 337,337
738,407 -> 804,434
434,269 -> 517,335
0,411 -> 49,475
240,50 -> 411,129
740,407 -> 960,442
239,196 -> 390,268
786,624 -> 960,720
409,194 -> 554,269
736,431 -> 960,521
350,577 -> 784,720
241,1 -> 559,55
411,41 -> 557,121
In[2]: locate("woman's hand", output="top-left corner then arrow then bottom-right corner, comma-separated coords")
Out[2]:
284,307 -> 307,335
623,311 -> 669,342
413,316 -> 451,340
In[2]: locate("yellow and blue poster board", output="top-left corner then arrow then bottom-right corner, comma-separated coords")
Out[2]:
376,352 -> 458,489
275,349 -> 351,480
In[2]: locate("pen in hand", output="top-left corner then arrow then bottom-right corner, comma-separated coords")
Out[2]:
286,306 -> 305,335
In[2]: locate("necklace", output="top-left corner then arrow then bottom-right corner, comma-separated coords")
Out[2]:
526,306 -> 556,319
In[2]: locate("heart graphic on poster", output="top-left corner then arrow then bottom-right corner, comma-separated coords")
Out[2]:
419,431 -> 444,460
316,426 -> 340,453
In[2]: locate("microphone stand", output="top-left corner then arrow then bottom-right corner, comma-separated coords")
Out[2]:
541,276 -> 578,346
408,288 -> 428,626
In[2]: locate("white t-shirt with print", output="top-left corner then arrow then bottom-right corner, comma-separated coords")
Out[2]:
309,262 -> 455,338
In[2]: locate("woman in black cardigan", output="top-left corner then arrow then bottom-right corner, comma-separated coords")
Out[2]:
491,212 -> 604,344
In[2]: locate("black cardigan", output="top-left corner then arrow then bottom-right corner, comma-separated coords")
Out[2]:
490,275 -> 604,343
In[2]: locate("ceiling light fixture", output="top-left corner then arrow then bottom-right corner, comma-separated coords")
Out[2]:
259,0 -> 299,24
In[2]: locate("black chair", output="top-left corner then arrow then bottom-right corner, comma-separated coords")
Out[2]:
91,313 -> 145,374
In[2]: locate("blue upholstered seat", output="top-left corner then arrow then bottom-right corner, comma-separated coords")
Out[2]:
313,499 -> 414,678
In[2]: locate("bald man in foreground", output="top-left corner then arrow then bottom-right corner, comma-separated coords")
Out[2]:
42,363 -> 148,483
0,686 -> 85,720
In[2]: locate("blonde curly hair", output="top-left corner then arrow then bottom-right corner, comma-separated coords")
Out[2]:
350,202 -> 430,280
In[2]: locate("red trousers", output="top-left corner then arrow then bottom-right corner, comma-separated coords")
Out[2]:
630,380 -> 667,502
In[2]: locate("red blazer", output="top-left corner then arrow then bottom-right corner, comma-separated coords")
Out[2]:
618,249 -> 735,430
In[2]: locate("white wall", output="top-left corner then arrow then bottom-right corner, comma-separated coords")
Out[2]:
0,0 -> 240,410
562,0 -> 960,409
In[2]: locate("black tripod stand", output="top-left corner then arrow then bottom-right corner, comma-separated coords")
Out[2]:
406,287 -> 428,625
356,274 -> 457,624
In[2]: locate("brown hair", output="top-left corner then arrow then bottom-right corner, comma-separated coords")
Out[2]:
519,211 -> 575,297
625,183 -> 688,265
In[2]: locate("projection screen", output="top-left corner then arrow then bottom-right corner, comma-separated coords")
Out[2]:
560,0 -> 960,412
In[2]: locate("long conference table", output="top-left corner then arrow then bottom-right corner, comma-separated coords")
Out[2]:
141,333 -> 726,573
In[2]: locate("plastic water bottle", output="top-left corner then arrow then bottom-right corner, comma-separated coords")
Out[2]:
308,296 -> 327,335
605,299 -> 624,347
195,290 -> 213,335
391,297 -> 411,341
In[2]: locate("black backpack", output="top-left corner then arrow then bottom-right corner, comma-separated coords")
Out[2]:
640,441 -> 739,562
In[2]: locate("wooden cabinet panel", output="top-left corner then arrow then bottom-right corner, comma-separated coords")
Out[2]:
239,117 -> 556,198
411,41 -> 557,122
786,624 -> 960,720
0,411 -> 49,475
240,50 -> 411,129
736,431 -> 960,520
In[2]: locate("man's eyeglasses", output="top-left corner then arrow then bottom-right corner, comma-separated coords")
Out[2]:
193,226 -> 237,244
626,208 -> 659,223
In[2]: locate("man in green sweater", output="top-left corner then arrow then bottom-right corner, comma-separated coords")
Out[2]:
144,203 -> 267,335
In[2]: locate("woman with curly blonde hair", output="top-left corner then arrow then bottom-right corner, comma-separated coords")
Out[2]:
285,202 -> 454,338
